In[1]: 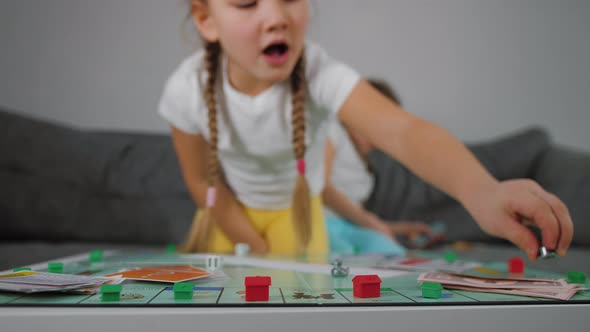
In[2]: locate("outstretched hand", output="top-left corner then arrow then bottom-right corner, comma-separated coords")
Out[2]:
367,215 -> 442,248
389,221 -> 445,249
388,221 -> 431,239
464,179 -> 573,260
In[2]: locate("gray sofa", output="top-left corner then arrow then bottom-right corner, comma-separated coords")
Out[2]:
0,109 -> 194,269
1,109 -> 588,273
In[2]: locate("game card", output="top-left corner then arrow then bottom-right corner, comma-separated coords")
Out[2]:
105,265 -> 210,283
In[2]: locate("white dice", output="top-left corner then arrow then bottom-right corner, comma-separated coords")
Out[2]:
206,255 -> 223,271
235,243 -> 250,257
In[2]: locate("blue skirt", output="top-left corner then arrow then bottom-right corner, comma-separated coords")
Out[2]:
325,211 -> 406,255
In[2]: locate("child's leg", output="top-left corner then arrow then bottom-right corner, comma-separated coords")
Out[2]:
349,226 -> 406,255
263,196 -> 329,255
326,212 -> 406,255
325,212 -> 355,254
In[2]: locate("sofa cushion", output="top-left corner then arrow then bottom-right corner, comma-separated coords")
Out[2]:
0,109 -> 194,244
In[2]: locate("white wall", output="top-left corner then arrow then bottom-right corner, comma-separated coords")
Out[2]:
1,0 -> 589,151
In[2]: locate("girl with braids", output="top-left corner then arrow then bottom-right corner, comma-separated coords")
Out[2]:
159,0 -> 573,260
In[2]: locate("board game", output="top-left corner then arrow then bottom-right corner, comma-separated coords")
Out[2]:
1,248 -> 589,332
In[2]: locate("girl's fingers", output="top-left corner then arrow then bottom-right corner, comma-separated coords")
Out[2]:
536,191 -> 574,256
520,180 -> 572,255
390,224 -> 431,237
412,223 -> 432,235
508,190 -> 560,251
510,220 -> 540,261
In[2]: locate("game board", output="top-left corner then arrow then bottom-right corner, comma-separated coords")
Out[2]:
1,249 -> 588,332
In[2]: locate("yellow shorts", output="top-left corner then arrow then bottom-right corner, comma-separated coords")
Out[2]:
194,196 -> 328,255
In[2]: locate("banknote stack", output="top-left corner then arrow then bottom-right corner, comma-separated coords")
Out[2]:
418,272 -> 585,300
0,271 -> 120,294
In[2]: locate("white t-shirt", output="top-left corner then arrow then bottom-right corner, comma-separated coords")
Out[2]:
158,42 -> 360,209
328,120 -> 374,206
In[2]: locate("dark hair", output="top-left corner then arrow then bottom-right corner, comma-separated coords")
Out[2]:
367,78 -> 402,106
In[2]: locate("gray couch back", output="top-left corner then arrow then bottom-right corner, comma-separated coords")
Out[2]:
0,109 -> 194,244
1,109 -> 589,247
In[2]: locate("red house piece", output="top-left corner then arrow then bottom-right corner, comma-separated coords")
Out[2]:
352,274 -> 382,298
244,276 -> 272,301
508,257 -> 525,274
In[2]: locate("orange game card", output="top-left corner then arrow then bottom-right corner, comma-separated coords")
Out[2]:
105,266 -> 210,283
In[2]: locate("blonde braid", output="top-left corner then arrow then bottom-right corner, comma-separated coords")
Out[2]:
205,42 -> 221,187
182,41 -> 221,253
290,54 -> 312,255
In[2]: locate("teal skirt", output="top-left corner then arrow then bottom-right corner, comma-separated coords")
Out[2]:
325,211 -> 406,255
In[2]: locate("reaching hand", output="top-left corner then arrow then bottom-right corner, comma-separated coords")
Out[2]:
389,221 -> 446,249
464,179 -> 573,260
368,217 -> 398,241
366,214 -> 439,248
388,222 -> 431,239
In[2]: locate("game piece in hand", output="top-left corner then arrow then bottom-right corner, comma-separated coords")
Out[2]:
523,220 -> 556,260
538,246 -> 557,260
508,257 -> 525,274
421,281 -> 443,299
206,255 -> 223,271
331,259 -> 350,278
244,276 -> 271,301
352,275 -> 381,298
235,243 -> 250,257
173,282 -> 194,300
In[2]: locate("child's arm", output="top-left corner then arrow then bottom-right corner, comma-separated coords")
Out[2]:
338,80 -> 573,260
170,127 -> 268,253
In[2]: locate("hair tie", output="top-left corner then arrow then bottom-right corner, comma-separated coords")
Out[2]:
206,186 -> 217,208
297,159 -> 306,176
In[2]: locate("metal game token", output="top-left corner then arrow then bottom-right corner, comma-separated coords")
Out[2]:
538,246 -> 557,260
331,259 -> 350,277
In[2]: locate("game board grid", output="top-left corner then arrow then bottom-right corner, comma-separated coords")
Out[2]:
4,275 -> 580,306
3,252 -> 590,307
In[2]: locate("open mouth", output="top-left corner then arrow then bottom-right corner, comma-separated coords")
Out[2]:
261,42 -> 290,66
263,42 -> 289,56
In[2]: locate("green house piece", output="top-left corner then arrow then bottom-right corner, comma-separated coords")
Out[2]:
444,251 -> 457,263
13,267 -> 32,272
173,282 -> 194,300
101,284 -> 122,302
166,243 -> 177,253
89,250 -> 103,263
421,282 -> 443,299
567,271 -> 587,284
48,262 -> 63,274
353,245 -> 361,255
